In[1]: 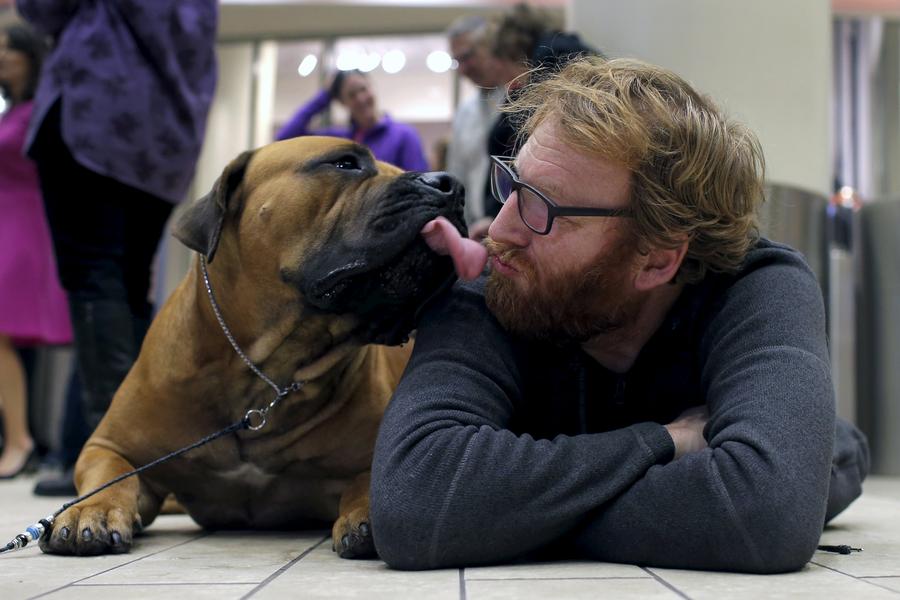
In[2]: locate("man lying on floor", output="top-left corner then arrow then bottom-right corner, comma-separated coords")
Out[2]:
370,56 -> 869,573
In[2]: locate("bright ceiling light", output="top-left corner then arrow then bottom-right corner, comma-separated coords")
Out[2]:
381,49 -> 406,74
297,54 -> 317,77
426,50 -> 452,73
358,51 -> 381,73
336,51 -> 359,71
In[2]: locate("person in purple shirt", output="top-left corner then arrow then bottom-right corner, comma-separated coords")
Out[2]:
277,69 -> 430,172
15,0 -> 217,493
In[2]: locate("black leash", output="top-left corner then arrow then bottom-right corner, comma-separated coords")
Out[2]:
1,417 -> 249,554
1,255 -> 304,554
817,544 -> 863,555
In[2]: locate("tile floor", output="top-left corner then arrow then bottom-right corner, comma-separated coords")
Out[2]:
0,474 -> 898,599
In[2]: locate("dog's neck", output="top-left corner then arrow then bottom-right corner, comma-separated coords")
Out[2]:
189,256 -> 366,395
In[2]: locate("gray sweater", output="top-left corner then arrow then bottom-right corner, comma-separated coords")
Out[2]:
370,239 -> 869,573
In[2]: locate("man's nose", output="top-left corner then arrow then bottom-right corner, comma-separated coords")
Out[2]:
488,191 -> 530,246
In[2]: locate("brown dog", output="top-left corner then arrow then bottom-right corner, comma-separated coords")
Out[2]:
40,136 -> 465,558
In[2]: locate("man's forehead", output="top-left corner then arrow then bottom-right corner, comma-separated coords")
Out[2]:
517,122 -> 632,207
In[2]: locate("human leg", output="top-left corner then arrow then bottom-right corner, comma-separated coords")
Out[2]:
0,334 -> 36,478
31,104 -> 169,431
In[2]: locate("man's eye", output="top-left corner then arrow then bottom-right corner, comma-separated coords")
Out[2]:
333,156 -> 361,170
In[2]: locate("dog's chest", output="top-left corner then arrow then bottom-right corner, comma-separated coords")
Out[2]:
173,457 -> 352,528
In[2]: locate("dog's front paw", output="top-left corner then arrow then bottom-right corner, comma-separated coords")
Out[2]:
332,509 -> 375,559
39,504 -> 140,556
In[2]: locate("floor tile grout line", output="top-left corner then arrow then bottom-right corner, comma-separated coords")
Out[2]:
642,567 -> 693,599
466,576 -> 654,581
26,531 -> 213,600
811,561 -> 900,595
858,579 -> 900,595
72,582 -> 257,587
240,534 -> 328,599
459,568 -> 466,600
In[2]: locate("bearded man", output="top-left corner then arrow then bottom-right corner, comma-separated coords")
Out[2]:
370,57 -> 869,573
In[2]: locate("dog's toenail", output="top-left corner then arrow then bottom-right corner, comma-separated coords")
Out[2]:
360,523 -> 370,537
59,527 -> 70,540
111,531 -> 122,545
81,528 -> 93,541
341,535 -> 350,550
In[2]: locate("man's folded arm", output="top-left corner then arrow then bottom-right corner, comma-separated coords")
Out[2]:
574,259 -> 841,574
370,289 -> 675,570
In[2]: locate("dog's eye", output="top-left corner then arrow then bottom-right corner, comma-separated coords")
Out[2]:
332,156 -> 361,170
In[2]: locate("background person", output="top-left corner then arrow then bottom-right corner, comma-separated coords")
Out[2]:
445,15 -> 505,235
478,3 -> 598,236
16,0 -> 218,492
277,68 -> 429,172
0,23 -> 71,479
370,56 -> 869,573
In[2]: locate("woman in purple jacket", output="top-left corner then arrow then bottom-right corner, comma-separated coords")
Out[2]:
277,69 -> 430,172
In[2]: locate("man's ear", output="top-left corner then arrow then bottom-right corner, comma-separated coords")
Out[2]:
634,239 -> 689,291
172,150 -> 255,263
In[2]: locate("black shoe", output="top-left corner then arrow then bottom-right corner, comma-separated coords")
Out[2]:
33,468 -> 76,497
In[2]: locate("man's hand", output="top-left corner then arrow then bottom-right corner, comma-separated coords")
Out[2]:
664,405 -> 709,460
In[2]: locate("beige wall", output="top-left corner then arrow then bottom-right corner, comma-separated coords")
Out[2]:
570,0 -> 833,197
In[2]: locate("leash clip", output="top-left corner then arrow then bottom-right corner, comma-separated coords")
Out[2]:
244,409 -> 268,431
244,382 -> 303,431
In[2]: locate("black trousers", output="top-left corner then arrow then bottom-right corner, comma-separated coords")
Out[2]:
30,102 -> 174,429
31,102 -> 173,315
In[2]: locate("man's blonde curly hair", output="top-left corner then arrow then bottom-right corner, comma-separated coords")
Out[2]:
506,56 -> 766,284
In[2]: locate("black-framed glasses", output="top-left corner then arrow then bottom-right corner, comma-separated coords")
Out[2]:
489,155 -> 632,235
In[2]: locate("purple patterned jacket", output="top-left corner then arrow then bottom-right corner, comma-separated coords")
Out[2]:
17,0 -> 218,203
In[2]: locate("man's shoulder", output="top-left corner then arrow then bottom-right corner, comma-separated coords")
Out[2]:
676,238 -> 823,341
735,237 -> 820,289
743,236 -> 810,266
691,237 -> 827,348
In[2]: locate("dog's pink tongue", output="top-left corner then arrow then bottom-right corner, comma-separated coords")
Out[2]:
421,217 -> 488,280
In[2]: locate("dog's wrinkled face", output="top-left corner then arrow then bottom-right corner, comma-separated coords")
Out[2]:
174,136 -> 466,345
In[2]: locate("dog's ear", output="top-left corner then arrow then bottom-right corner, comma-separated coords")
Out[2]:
172,150 -> 255,263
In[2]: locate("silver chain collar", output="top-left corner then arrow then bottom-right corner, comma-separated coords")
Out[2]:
200,255 -> 304,430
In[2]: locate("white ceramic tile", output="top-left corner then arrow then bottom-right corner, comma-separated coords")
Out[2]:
466,560 -> 648,580
0,493 -> 207,599
861,577 -> 900,593
860,476 -> 900,501
5,470 -> 900,600
826,479 -> 900,539
49,583 -> 257,599
86,531 -> 328,585
813,539 -> 900,577
649,562 -> 898,600
467,577 -> 679,600
251,542 -> 460,600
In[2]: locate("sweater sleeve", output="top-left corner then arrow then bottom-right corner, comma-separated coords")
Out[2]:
573,249 -> 839,573
16,0 -> 79,35
275,89 -> 332,141
370,282 -> 675,570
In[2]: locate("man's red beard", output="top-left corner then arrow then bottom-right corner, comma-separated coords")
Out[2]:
484,236 -> 645,343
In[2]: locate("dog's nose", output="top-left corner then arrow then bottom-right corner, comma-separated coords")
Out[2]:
415,172 -> 459,196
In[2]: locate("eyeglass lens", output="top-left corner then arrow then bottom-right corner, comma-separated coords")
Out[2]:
493,161 -> 549,233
